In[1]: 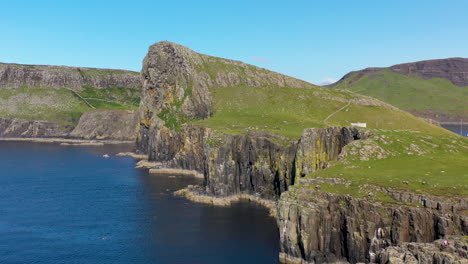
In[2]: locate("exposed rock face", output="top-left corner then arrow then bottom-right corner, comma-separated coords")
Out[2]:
0,110 -> 138,141
0,62 -> 141,91
390,58 -> 468,87
0,118 -> 71,137
140,120 -> 365,199
277,180 -> 468,264
376,238 -> 468,264
70,110 -> 138,140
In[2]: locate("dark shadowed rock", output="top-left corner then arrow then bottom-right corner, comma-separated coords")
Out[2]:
278,184 -> 468,264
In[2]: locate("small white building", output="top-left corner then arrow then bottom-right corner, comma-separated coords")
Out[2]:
351,122 -> 367,128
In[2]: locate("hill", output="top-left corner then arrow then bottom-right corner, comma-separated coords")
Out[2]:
0,63 -> 142,139
137,41 -> 466,198
331,58 -> 468,122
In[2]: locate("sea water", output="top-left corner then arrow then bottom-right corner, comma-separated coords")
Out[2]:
0,142 -> 279,264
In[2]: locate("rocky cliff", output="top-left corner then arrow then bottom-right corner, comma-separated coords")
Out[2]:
69,110 -> 138,140
0,118 -> 72,138
0,110 -> 138,141
278,177 -> 468,264
0,62 -> 141,91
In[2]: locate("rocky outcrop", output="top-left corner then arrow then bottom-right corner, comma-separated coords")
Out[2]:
0,62 -> 141,91
376,238 -> 468,264
142,124 -> 366,199
277,178 -> 468,264
0,110 -> 138,141
70,110 -> 138,140
0,117 -> 72,137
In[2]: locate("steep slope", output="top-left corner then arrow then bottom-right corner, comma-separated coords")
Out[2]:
331,58 -> 468,122
0,63 -> 142,140
137,41 -> 467,264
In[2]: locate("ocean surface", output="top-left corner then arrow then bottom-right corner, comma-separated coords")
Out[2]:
441,124 -> 468,137
0,142 -> 279,264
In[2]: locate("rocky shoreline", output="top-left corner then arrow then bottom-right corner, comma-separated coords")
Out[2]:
174,185 -> 277,216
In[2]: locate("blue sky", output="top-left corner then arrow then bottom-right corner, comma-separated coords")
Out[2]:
1,0 -> 467,85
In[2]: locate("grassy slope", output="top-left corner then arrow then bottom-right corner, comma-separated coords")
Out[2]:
0,85 -> 140,126
332,69 -> 468,120
191,56 -> 467,199
306,130 -> 468,200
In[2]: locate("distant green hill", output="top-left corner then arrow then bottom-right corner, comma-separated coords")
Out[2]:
331,59 -> 468,122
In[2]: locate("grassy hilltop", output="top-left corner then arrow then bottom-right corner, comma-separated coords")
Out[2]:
331,64 -> 468,122
189,55 -> 452,140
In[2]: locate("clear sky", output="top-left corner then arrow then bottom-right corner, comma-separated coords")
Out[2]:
1,0 -> 467,85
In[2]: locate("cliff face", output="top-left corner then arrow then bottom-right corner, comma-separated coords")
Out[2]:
140,121 -> 365,199
0,118 -> 71,138
0,63 -> 141,91
277,178 -> 468,264
0,110 -> 138,141
69,110 -> 138,140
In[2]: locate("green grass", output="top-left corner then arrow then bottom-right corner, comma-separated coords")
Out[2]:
79,68 -> 140,77
0,85 -> 140,126
195,84 -> 452,141
303,130 -> 468,199
187,62 -> 466,199
332,69 -> 468,121
78,85 -> 140,107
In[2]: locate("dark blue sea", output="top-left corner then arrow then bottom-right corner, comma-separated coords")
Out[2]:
441,124 -> 468,137
0,142 -> 279,264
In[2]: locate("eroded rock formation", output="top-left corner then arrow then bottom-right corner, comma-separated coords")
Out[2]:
278,178 -> 468,264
